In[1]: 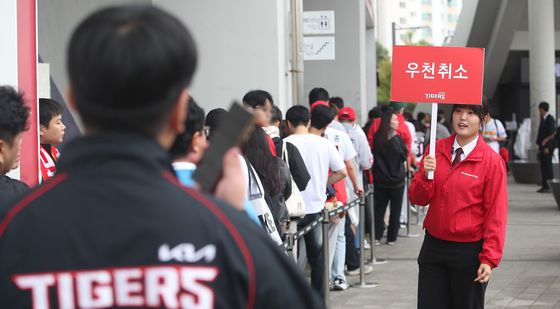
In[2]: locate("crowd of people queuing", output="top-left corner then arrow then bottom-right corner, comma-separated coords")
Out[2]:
0,4 -> 510,309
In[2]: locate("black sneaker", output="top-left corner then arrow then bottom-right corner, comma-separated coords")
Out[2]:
537,187 -> 551,193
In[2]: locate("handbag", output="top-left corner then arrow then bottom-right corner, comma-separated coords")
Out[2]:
243,157 -> 283,245
281,142 -> 306,218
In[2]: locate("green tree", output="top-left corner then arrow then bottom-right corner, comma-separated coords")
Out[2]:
376,42 -> 391,105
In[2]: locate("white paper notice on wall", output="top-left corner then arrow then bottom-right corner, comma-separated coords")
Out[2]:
304,36 -> 335,61
303,11 -> 335,35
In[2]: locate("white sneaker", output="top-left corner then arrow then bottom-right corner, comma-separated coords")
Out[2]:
364,239 -> 371,249
332,278 -> 349,291
345,264 -> 373,276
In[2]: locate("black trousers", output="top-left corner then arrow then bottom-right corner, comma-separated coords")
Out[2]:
539,151 -> 553,189
418,232 -> 487,309
374,185 -> 404,242
344,215 -> 360,270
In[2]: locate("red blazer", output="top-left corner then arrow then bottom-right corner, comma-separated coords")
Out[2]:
409,134 -> 508,268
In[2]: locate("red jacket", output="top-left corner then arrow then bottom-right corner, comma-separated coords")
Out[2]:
409,134 -> 508,268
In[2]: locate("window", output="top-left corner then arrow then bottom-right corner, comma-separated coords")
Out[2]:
411,11 -> 417,17
400,18 -> 407,24
400,2 -> 406,8
422,0 -> 431,4
422,13 -> 432,21
423,28 -> 433,37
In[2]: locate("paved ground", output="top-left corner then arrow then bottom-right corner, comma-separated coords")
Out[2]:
330,176 -> 560,308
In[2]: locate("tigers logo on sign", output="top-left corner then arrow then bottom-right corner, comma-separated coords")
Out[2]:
390,46 -> 485,105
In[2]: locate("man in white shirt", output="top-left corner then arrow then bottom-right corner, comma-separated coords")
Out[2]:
284,105 -> 347,297
482,112 -> 507,154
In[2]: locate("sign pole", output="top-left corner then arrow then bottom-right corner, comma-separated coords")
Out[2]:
427,103 -> 438,180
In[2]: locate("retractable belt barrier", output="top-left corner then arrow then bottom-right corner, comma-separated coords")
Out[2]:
279,193 -> 366,250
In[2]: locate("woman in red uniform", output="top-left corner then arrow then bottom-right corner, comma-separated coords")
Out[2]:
409,101 -> 508,309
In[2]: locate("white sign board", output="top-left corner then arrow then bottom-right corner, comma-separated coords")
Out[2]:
304,36 -> 335,61
303,11 -> 335,35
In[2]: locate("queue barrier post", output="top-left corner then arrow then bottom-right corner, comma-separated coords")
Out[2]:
351,194 -> 378,288
368,184 -> 387,265
321,208 -> 331,309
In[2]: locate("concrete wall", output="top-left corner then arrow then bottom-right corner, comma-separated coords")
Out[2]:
154,0 -> 292,113
37,0 -> 150,143
303,0 -> 367,121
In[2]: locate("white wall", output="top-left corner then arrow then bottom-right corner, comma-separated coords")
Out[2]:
154,0 -> 292,113
0,0 -> 19,180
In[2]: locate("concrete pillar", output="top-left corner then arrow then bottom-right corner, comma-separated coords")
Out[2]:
528,0 -> 556,149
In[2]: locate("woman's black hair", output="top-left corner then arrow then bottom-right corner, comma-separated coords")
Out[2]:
169,97 -> 205,158
242,126 -> 282,196
204,108 -> 227,141
450,97 -> 488,129
374,110 -> 397,154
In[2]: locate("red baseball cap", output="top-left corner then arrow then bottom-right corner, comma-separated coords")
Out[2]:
338,107 -> 356,121
310,100 -> 329,111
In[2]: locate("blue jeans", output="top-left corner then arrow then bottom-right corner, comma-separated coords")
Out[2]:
298,212 -> 324,296
330,217 -> 346,282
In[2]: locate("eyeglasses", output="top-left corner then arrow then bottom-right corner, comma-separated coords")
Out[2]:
203,126 -> 211,137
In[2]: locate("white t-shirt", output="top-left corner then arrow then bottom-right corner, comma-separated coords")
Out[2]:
284,133 -> 346,214
482,118 -> 507,153
325,127 -> 357,162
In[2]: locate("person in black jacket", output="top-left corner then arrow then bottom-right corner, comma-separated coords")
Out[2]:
0,5 -> 322,309
373,110 -> 408,245
536,101 -> 557,193
0,86 -> 30,205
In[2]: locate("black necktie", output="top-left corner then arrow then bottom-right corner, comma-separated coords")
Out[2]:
452,148 -> 463,167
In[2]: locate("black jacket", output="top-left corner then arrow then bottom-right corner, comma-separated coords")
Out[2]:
0,176 -> 29,207
0,133 -> 322,309
273,137 -> 310,192
537,114 -> 557,151
373,135 -> 408,187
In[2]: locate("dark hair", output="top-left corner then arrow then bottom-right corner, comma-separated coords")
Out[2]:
374,110 -> 396,153
310,105 -> 335,130
169,97 -> 205,158
204,108 -> 227,141
417,112 -> 426,122
242,126 -> 282,196
0,86 -> 29,145
539,101 -> 549,111
329,97 -> 344,109
67,5 -> 197,137
308,87 -> 329,105
368,107 -> 381,120
271,105 -> 282,124
451,100 -> 488,127
403,111 -> 413,122
243,90 -> 273,109
39,98 -> 63,128
286,105 -> 310,127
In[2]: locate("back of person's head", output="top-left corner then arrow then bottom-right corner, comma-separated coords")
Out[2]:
368,107 -> 381,120
169,97 -> 205,158
417,111 -> 426,122
380,104 -> 394,114
204,108 -> 227,141
329,97 -> 344,110
286,105 -> 309,127
271,105 -> 282,125
0,86 -> 29,173
310,105 -> 335,130
539,101 -> 549,111
241,125 -> 281,196
67,5 -> 197,138
375,110 -> 397,151
389,101 -> 405,113
39,99 -> 63,128
243,90 -> 273,109
403,111 -> 413,122
308,87 -> 329,105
